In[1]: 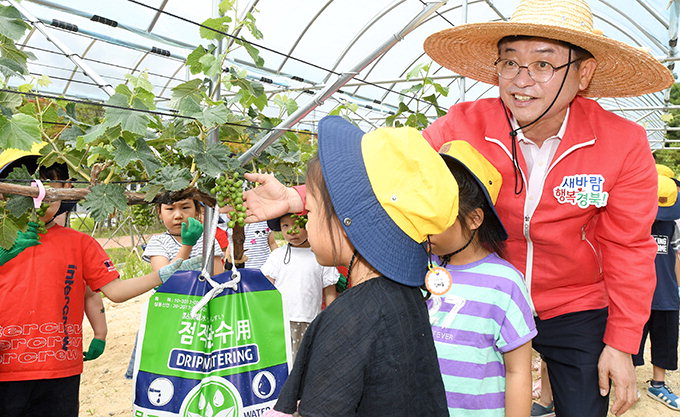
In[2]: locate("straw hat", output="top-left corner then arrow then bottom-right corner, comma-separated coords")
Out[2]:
424,0 -> 674,98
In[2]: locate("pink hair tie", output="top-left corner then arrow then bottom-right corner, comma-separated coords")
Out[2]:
30,179 -> 45,209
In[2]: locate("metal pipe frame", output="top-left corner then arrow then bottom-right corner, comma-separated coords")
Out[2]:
237,1 -> 449,166
8,0 -> 115,96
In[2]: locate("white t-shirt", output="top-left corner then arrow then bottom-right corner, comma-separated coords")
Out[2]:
142,232 -> 223,262
261,245 -> 339,322
219,215 -> 272,269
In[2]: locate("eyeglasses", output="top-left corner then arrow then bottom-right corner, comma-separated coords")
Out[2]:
494,57 -> 583,83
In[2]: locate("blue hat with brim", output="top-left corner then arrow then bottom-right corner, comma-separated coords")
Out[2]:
317,116 -> 458,287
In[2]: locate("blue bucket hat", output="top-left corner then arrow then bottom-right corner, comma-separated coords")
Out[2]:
317,116 -> 459,287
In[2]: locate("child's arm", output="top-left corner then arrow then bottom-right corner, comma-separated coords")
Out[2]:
100,257 -> 203,302
503,341 -> 532,417
150,255 -> 171,272
213,256 -> 225,274
83,286 -> 107,360
268,232 -> 278,251
323,285 -> 337,306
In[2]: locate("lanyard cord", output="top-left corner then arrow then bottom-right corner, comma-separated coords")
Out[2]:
501,49 -> 574,196
439,229 -> 477,267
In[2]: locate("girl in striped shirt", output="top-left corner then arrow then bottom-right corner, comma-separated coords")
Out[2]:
426,141 -> 536,417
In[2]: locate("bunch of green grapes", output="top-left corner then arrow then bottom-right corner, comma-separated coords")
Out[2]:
130,204 -> 154,227
34,203 -> 49,234
287,214 -> 308,235
211,172 -> 246,228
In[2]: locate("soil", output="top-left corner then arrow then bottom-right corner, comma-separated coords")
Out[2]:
79,295 -> 680,416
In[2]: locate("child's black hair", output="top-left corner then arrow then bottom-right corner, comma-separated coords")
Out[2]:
154,189 -> 202,213
442,157 -> 505,257
0,156 -> 69,181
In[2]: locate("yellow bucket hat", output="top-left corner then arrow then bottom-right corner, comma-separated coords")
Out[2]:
656,164 -> 675,178
438,140 -> 507,240
0,142 -> 47,174
317,116 -> 459,286
658,175 -> 678,207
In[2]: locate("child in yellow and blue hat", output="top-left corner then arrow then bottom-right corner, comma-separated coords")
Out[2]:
632,168 -> 680,410
248,116 -> 455,416
426,141 -> 536,417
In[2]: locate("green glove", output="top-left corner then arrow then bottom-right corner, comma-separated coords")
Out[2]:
0,222 -> 41,267
83,338 -> 106,361
181,217 -> 203,246
335,273 -> 348,293
158,255 -> 205,283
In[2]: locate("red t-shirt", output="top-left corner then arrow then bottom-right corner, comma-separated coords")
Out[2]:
0,225 -> 119,381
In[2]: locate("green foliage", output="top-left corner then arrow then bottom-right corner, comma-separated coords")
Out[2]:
654,149 -> 680,175
0,112 -> 41,150
0,5 -> 32,80
0,2 -> 312,240
70,215 -> 95,233
105,247 -> 152,280
659,84 -> 680,172
385,63 -> 448,130
81,184 -> 128,221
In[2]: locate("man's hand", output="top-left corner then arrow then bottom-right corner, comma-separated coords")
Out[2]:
0,222 -> 41,266
243,173 -> 304,223
181,217 -> 203,246
598,344 -> 637,416
83,338 -> 106,361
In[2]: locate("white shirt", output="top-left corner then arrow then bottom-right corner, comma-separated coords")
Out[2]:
261,245 -> 339,323
512,108 -> 570,216
142,232 -> 223,262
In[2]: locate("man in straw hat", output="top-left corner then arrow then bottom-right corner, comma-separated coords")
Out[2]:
423,0 -> 674,416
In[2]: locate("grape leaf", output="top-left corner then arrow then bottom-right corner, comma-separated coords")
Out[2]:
176,136 -> 204,156
151,166 -> 192,192
104,93 -> 151,135
0,5 -> 30,41
195,143 -> 235,177
195,104 -> 228,128
6,195 -> 32,218
235,39 -> 264,67
186,46 -> 208,74
81,184 -> 128,222
134,137 -> 161,176
139,183 -> 165,202
0,212 -> 19,250
110,137 -> 137,168
0,113 -> 41,151
170,79 -> 204,113
199,16 -> 231,40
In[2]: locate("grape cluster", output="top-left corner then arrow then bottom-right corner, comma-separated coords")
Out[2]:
130,204 -> 154,227
211,172 -> 246,228
287,214 -> 308,235
35,203 -> 49,234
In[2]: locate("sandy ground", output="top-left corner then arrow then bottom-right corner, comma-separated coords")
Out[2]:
80,295 -> 680,417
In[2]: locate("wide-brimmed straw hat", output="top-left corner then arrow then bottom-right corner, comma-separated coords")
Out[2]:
424,0 -> 674,98
317,116 -> 459,287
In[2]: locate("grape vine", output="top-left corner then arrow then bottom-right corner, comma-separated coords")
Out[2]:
211,172 -> 247,228
287,214 -> 308,235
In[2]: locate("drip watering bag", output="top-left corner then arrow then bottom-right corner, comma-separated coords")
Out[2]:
132,268 -> 289,417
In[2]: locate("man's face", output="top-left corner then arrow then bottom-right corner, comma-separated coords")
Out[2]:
497,38 -> 596,129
